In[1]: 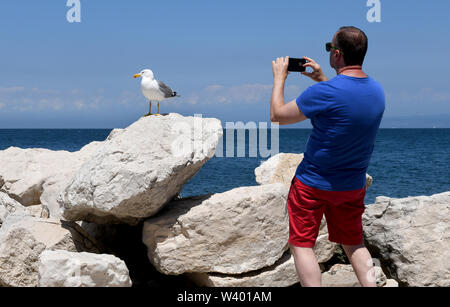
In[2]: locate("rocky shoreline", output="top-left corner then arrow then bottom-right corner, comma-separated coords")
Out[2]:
0,113 -> 448,287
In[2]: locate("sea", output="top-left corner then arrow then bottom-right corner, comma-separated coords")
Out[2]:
0,128 -> 449,205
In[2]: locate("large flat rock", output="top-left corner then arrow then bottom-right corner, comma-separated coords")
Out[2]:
363,192 -> 450,287
0,215 -> 101,287
59,113 -> 222,225
38,250 -> 132,287
143,183 -> 290,275
185,225 -> 337,287
0,142 -> 103,218
186,251 -> 299,287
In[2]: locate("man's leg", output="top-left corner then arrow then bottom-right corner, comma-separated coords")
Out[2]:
342,243 -> 376,287
324,185 -> 373,287
287,177 -> 325,287
289,245 -> 322,287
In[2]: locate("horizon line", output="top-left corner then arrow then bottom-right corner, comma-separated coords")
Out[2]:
0,127 -> 449,130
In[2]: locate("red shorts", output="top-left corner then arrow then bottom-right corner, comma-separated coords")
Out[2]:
287,176 -> 367,248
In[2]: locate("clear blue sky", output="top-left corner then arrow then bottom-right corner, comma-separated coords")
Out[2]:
0,0 -> 449,128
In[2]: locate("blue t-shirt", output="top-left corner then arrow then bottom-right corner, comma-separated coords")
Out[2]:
295,74 -> 385,191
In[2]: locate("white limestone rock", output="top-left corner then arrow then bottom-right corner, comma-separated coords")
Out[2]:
366,174 -> 373,189
27,204 -> 50,219
38,250 -> 132,287
59,113 -> 223,225
322,263 -> 387,287
255,153 -> 373,189
0,192 -> 29,228
363,192 -> 450,287
143,183 -> 290,275
255,153 -> 304,186
0,215 -> 100,287
186,251 -> 299,287
0,141 -> 103,218
315,232 -> 339,264
184,218 -> 337,287
384,279 -> 399,287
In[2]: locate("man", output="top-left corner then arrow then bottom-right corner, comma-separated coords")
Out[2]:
270,26 -> 385,287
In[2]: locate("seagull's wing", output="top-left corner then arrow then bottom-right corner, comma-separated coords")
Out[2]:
157,80 -> 176,98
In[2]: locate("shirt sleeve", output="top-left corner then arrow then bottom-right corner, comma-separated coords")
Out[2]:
296,83 -> 331,119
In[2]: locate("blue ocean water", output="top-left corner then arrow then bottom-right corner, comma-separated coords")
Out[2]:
0,129 -> 449,205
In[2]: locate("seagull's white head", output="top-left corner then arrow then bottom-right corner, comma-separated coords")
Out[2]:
133,69 -> 154,80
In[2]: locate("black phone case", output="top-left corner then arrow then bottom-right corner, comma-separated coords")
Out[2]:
288,58 -> 307,72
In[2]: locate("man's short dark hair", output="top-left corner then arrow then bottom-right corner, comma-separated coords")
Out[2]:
335,26 -> 368,66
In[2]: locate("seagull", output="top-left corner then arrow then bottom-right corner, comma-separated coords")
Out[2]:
133,69 -> 179,116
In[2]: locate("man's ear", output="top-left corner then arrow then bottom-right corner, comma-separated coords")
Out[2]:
336,50 -> 344,62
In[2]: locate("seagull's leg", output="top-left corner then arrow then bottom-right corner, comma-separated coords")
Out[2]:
143,101 -> 153,117
153,101 -> 161,116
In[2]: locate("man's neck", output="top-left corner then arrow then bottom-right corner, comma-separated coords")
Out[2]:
336,65 -> 367,78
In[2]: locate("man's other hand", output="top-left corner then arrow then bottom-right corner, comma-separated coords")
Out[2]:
272,56 -> 290,82
302,57 -> 328,82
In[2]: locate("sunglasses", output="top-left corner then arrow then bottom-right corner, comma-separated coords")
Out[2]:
326,42 -> 344,55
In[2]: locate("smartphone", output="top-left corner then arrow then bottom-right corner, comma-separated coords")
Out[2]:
288,58 -> 307,72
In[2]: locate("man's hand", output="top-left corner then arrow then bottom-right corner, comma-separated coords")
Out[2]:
272,56 -> 290,83
270,56 -> 308,125
302,56 -> 328,82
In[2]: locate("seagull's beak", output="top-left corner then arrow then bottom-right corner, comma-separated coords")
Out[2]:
133,74 -> 141,79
